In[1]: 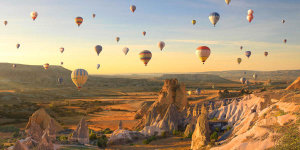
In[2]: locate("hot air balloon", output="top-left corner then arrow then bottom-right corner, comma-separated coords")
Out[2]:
75,17 -> 83,27
95,45 -> 102,56
225,0 -> 231,5
122,47 -> 129,55
248,9 -> 254,15
4,21 -> 7,26
116,37 -> 120,43
12,64 -> 16,68
240,77 -> 246,84
245,80 -> 250,85
237,58 -> 242,64
253,73 -> 258,80
61,62 -> 64,65
31,11 -> 38,21
196,46 -> 211,64
58,77 -> 63,85
192,20 -> 196,25
245,51 -> 251,58
92,14 -> 96,18
60,47 -> 64,53
130,5 -> 136,13
212,85 -> 215,89
187,90 -> 192,96
97,64 -> 100,70
158,41 -> 165,51
43,63 -> 49,70
247,14 -> 254,23
142,31 -> 146,36
209,12 -> 220,27
240,46 -> 243,50
282,19 -> 285,24
195,88 -> 201,95
139,50 -> 152,66
264,51 -> 268,57
71,69 -> 88,90
16,44 -> 20,49
284,39 -> 287,44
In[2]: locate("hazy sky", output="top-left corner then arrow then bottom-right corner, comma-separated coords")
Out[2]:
0,0 -> 299,74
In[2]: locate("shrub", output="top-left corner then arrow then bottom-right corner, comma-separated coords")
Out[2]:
143,139 -> 150,144
226,126 -> 232,131
210,131 -> 218,141
59,135 -> 68,142
89,132 -> 97,141
102,128 -> 113,134
0,126 -> 19,133
161,131 -> 167,138
97,135 -> 108,148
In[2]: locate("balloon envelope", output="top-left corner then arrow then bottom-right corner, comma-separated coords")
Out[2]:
71,69 -> 88,89
31,11 -> 38,20
60,47 -> 64,53
142,31 -> 146,36
195,88 -> 201,95
95,45 -> 102,56
264,51 -> 268,57
253,73 -> 258,80
97,64 -> 100,70
209,12 -> 220,26
12,64 -> 16,68
4,21 -> 7,26
247,14 -> 254,23
196,46 -> 211,64
122,47 -> 129,55
139,50 -> 152,66
284,39 -> 287,43
16,44 -> 20,49
58,77 -> 63,84
192,20 -> 196,25
92,14 -> 96,18
240,77 -> 246,84
130,5 -> 136,13
225,0 -> 231,5
245,51 -> 251,58
116,37 -> 120,42
237,58 -> 242,64
240,46 -> 243,50
248,9 -> 254,15
158,41 -> 165,51
75,17 -> 83,27
43,63 -> 49,70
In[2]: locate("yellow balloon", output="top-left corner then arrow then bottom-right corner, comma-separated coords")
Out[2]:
71,69 -> 88,90
192,20 -> 196,25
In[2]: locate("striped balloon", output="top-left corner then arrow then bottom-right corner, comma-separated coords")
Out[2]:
43,63 -> 49,70
209,12 -> 220,27
75,17 -> 83,27
71,69 -> 88,90
196,46 -> 211,64
245,51 -> 251,58
139,50 -> 152,66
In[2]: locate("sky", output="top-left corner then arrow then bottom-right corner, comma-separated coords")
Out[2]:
0,0 -> 299,74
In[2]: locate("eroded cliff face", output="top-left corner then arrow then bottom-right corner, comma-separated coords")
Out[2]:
286,76 -> 300,90
209,90 -> 300,150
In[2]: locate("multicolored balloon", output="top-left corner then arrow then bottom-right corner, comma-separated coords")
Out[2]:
139,50 -> 152,66
4,21 -> 7,26
187,90 -> 192,96
16,44 -> 20,49
116,37 -> 120,43
196,46 -> 211,64
142,31 -> 146,36
95,45 -> 102,56
60,47 -> 64,53
237,58 -> 242,64
130,5 -> 136,13
247,14 -> 254,23
71,69 -> 88,90
75,17 -> 83,27
43,63 -> 49,70
245,51 -> 251,58
122,47 -> 129,55
209,12 -> 220,27
31,11 -> 38,21
192,20 -> 196,25
158,41 -> 165,51
225,0 -> 231,5
240,77 -> 246,84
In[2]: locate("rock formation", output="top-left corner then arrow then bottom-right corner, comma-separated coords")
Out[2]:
118,120 -> 123,129
191,104 -> 210,150
25,108 -> 63,132
286,76 -> 300,90
25,120 -> 43,142
44,118 -> 56,141
108,129 -> 145,145
13,140 -> 29,150
70,118 -> 89,145
138,79 -> 188,136
37,131 -> 54,150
